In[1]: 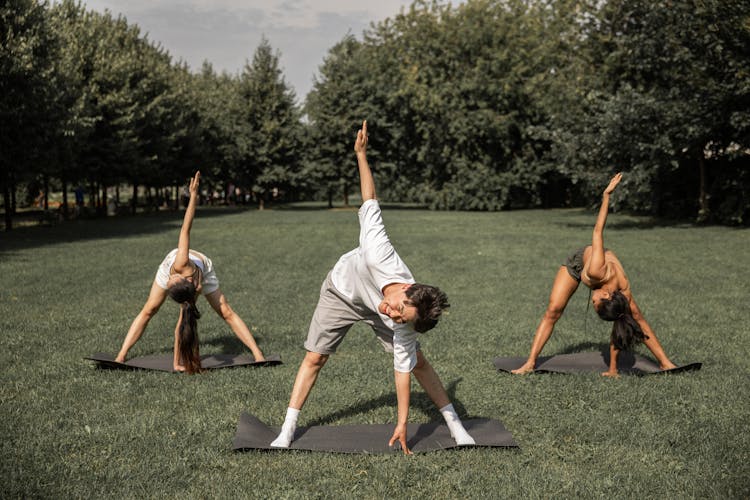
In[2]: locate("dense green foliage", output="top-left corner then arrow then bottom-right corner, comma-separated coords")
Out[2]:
3,0 -> 749,227
1,207 -> 748,497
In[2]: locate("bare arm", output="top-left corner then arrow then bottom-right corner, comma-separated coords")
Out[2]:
354,120 -> 376,202
173,308 -> 185,372
388,370 -> 413,455
173,172 -> 201,273
602,341 -> 620,377
588,172 -> 622,281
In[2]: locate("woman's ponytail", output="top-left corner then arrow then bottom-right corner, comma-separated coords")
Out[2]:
168,279 -> 203,374
178,301 -> 202,374
596,290 -> 648,351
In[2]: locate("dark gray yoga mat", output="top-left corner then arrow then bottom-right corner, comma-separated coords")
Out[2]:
85,352 -> 282,372
232,412 -> 518,454
493,351 -> 701,375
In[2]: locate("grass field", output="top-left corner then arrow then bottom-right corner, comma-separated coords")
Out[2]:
1,204 -> 748,498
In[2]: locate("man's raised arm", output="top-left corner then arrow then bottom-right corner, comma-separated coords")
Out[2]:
354,120 -> 376,202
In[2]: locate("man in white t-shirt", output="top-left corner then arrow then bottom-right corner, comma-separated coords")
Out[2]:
271,121 -> 474,454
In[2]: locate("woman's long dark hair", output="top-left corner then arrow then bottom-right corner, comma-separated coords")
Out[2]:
168,280 -> 202,374
596,290 -> 648,351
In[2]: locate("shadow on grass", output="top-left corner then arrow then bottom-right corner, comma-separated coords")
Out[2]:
557,341 -> 656,368
0,207 -> 251,255
200,334 -> 271,352
306,378 -> 470,426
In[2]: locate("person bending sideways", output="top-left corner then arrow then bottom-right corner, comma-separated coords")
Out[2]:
115,171 -> 265,373
270,121 -> 474,454
512,172 -> 677,377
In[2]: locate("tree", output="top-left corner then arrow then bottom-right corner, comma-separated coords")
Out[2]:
549,0 -> 750,223
305,34 -> 371,206
237,38 -> 303,208
1,0 -> 58,230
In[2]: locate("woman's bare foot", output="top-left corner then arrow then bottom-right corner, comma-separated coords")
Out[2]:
601,370 -> 619,378
511,361 -> 536,374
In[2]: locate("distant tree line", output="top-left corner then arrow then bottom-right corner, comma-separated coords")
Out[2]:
2,0 -> 748,230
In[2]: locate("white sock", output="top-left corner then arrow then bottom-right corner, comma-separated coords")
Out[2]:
440,403 -> 475,446
270,407 -> 300,448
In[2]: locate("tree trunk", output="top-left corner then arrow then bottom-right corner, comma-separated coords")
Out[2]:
116,185 -> 120,205
61,177 -> 68,219
327,188 -> 333,209
132,183 -> 138,215
698,153 -> 709,223
89,180 -> 96,212
3,180 -> 12,231
43,174 -> 49,210
102,185 -> 108,216
343,184 -> 349,207
11,176 -> 17,215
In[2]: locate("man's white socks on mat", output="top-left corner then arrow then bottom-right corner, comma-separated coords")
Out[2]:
270,407 -> 299,448
440,403 -> 476,446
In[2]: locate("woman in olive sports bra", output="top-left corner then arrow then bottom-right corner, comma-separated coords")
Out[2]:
115,172 -> 265,373
512,173 -> 677,377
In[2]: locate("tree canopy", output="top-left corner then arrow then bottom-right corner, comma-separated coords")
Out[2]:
2,0 -> 748,229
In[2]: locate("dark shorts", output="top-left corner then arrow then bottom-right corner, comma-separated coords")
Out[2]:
564,247 -> 587,282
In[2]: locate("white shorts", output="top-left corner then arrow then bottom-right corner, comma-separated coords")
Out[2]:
154,249 -> 220,295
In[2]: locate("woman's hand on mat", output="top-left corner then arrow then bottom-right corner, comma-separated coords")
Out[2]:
511,361 -> 536,375
189,171 -> 201,196
603,172 -> 622,195
389,423 -> 412,455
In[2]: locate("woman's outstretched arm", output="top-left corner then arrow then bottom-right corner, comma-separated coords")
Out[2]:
588,172 -> 622,281
173,171 -> 201,273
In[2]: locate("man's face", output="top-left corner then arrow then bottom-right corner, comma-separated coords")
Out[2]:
379,286 -> 417,324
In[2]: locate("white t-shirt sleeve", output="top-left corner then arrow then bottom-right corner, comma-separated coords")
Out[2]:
393,326 -> 418,373
358,199 -> 414,291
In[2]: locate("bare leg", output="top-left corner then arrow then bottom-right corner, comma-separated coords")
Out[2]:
629,298 -> 677,370
288,351 -> 329,409
116,281 -> 168,362
411,351 -> 450,409
512,267 -> 580,374
412,351 -> 474,445
270,351 -> 329,447
204,289 -> 265,361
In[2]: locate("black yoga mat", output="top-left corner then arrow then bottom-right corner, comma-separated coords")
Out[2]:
85,352 -> 282,372
232,412 -> 518,454
493,351 -> 701,375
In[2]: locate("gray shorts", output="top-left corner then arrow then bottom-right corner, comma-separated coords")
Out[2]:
304,272 -> 420,355
564,247 -> 587,282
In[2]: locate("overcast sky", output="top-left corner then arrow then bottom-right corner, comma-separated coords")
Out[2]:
80,0 -> 433,102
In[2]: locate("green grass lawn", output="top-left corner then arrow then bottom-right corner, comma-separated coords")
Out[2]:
1,205 -> 748,498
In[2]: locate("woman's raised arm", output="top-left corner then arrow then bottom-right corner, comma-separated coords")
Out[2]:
588,172 -> 622,280
173,171 -> 201,273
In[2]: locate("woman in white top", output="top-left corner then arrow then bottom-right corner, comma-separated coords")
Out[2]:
115,172 -> 264,373
512,173 -> 677,377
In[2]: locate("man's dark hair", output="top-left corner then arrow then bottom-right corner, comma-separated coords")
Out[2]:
596,290 -> 648,351
405,284 -> 450,333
